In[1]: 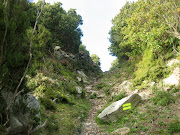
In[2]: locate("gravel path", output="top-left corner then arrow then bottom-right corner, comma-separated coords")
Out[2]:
80,83 -> 109,135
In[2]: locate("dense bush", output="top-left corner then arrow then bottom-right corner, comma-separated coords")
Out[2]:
39,97 -> 56,111
109,0 -> 180,85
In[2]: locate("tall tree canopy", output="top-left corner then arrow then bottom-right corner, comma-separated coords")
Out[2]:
109,0 -> 180,85
39,2 -> 83,54
109,0 -> 180,61
91,54 -> 101,67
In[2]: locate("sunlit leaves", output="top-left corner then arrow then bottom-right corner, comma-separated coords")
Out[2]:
109,0 -> 178,61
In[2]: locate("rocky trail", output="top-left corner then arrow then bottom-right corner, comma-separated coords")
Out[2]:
80,81 -> 108,135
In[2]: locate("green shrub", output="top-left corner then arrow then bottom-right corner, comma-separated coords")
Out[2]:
81,89 -> 86,98
151,91 -> 175,106
96,83 -> 106,90
170,87 -> 180,94
90,93 -> 97,99
64,81 -> 78,95
39,98 -> 56,111
133,48 -> 169,86
168,120 -> 180,133
114,71 -> 122,78
177,55 -> 180,61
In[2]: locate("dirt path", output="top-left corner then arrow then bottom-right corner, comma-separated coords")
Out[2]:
80,82 -> 109,135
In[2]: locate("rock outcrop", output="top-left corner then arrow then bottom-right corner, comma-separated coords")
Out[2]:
163,59 -> 180,87
77,70 -> 89,84
1,91 -> 42,135
112,80 -> 132,96
54,46 -> 102,76
98,93 -> 141,122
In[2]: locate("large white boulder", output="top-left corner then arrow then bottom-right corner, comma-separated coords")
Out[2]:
97,93 -> 141,122
163,67 -> 180,87
167,59 -> 180,67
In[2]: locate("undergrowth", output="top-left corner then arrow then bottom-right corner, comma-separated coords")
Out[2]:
26,57 -> 95,135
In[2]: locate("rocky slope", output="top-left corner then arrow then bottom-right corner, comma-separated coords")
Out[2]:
77,58 -> 180,135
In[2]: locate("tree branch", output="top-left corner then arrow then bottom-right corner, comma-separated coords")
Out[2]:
6,0 -> 45,111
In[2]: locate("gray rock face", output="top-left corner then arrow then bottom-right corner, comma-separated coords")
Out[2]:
1,91 -> 41,135
54,46 -> 75,59
98,94 -> 141,122
77,70 -> 89,84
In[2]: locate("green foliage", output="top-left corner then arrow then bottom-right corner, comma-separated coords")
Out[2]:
177,55 -> 180,61
110,59 -> 119,70
81,89 -> 86,98
151,91 -> 175,106
79,44 -> 90,55
133,48 -> 169,85
91,54 -> 101,67
0,0 -> 31,90
40,2 -> 83,54
90,93 -> 97,99
109,0 -> 179,85
39,98 -> 56,111
111,91 -> 127,101
170,87 -> 180,94
96,82 -> 106,90
63,81 -> 78,95
104,87 -> 110,95
46,115 -> 59,133
168,120 -> 180,133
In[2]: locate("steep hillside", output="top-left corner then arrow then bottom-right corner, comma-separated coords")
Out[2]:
93,58 -> 180,135
0,1 -> 102,135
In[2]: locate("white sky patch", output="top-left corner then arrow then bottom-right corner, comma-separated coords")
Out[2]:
33,0 -> 138,71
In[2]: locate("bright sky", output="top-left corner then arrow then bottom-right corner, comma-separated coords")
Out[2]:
33,0 -> 138,71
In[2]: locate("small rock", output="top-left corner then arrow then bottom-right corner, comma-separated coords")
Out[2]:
76,86 -> 82,94
111,127 -> 130,135
85,86 -> 93,90
77,77 -> 81,82
97,94 -> 105,98
149,82 -> 156,87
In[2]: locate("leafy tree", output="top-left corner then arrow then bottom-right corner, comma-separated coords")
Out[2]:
109,0 -> 180,85
39,2 -> 83,54
0,0 -> 32,127
109,1 -> 137,61
110,59 -> 119,70
79,44 -> 90,55
91,54 -> 101,67
0,0 -> 31,91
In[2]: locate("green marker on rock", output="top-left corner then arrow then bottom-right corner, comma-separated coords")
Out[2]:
123,103 -> 131,110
